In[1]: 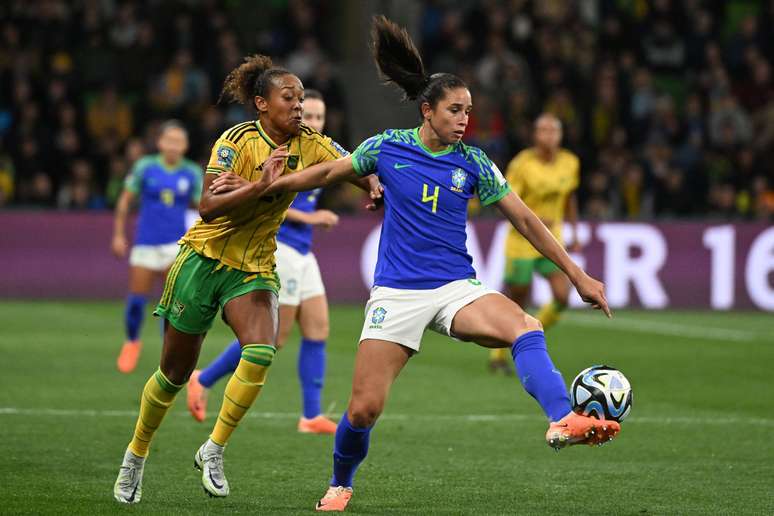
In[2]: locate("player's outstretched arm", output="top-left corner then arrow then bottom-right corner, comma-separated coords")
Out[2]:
263,156 -> 360,197
496,191 -> 611,317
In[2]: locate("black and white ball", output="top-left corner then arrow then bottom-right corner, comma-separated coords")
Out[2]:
570,365 -> 632,422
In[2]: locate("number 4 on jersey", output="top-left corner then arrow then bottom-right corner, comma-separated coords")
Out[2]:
422,183 -> 439,214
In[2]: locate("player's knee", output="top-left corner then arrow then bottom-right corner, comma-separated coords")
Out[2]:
160,364 -> 192,386
302,317 -> 329,341
348,399 -> 383,428
517,313 -> 543,336
316,320 -> 330,340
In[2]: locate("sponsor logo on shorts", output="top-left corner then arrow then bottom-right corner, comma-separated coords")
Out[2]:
171,300 -> 185,317
468,279 -> 482,286
369,306 -> 387,329
286,279 -> 298,295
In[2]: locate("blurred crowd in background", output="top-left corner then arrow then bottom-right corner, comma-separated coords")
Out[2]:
1,0 -> 773,220
0,0 -> 349,211
421,0 -> 774,219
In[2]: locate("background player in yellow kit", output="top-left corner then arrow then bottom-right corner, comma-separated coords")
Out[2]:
489,114 -> 580,373
113,54 -> 352,504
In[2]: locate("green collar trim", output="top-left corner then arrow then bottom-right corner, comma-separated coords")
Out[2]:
256,121 -> 279,149
412,127 -> 454,157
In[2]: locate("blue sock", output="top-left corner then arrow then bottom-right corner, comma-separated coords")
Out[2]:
298,338 -> 326,419
125,294 -> 147,341
331,413 -> 371,488
199,339 -> 242,388
511,331 -> 572,422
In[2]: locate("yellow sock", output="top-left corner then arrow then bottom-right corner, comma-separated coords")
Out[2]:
128,368 -> 182,457
210,344 -> 276,446
536,300 -> 566,331
489,348 -> 509,361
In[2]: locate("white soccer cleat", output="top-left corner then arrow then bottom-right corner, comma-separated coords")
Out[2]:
113,448 -> 145,504
194,439 -> 230,497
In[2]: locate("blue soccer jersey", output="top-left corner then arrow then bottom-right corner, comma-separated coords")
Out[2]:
351,127 -> 510,289
276,188 -> 322,255
124,154 -> 203,246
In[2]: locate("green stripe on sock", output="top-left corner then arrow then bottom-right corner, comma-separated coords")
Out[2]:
139,414 -> 159,431
224,393 -> 249,410
240,356 -> 272,366
154,369 -> 183,394
217,416 -> 236,428
241,344 -> 275,366
142,392 -> 167,410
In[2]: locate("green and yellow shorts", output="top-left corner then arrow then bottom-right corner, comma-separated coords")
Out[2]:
154,245 -> 280,334
504,256 -> 561,286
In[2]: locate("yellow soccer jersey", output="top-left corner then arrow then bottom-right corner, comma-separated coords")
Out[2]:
181,120 -> 347,273
505,148 -> 579,259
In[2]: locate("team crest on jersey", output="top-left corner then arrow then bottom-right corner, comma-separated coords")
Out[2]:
287,155 -> 299,169
369,306 -> 387,328
451,168 -> 466,192
177,178 -> 190,194
216,145 -> 236,170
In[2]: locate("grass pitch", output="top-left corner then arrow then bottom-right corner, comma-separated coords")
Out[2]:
1,301 -> 772,515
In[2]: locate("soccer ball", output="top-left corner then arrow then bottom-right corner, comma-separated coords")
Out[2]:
570,365 -> 632,422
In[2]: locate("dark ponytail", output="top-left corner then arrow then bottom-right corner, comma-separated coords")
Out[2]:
370,15 -> 467,114
219,54 -> 293,109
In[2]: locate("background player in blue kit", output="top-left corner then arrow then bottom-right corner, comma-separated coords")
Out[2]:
187,90 -> 342,434
215,17 -> 620,511
111,121 -> 202,373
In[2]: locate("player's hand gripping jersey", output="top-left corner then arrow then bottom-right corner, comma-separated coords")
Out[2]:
504,149 -> 579,259
125,155 -> 203,245
351,127 -> 510,289
181,121 -> 347,273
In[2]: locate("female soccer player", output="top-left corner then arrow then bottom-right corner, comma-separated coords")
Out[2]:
111,121 -> 202,374
212,17 -> 620,511
113,55 -> 354,504
488,113 -> 581,374
186,90 -> 341,434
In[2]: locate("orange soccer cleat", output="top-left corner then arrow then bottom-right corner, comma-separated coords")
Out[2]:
117,340 -> 142,374
298,415 -> 338,434
545,411 -> 621,450
186,370 -> 208,422
315,486 -> 353,512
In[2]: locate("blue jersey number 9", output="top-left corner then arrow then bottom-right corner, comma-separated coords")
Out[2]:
422,184 -> 439,214
160,188 -> 175,207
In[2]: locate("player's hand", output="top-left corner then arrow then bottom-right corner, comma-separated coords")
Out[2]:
210,172 -> 249,194
365,176 -> 384,211
573,272 -> 611,318
311,209 -> 339,229
111,234 -> 128,258
258,145 -> 289,187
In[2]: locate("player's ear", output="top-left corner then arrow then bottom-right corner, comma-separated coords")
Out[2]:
420,101 -> 433,121
254,95 -> 269,114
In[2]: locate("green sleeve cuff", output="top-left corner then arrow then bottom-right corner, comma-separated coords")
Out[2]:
480,183 -> 511,206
